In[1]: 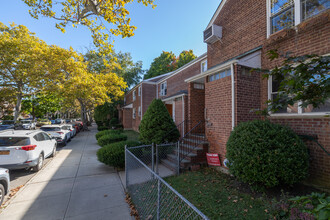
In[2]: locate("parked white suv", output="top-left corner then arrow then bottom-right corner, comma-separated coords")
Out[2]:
40,125 -> 71,146
61,124 -> 76,139
0,130 -> 57,171
0,168 -> 9,206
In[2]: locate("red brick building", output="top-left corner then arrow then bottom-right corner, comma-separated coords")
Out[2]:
120,0 -> 329,188
185,0 -> 330,188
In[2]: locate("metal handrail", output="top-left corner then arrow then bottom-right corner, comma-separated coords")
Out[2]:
179,120 -> 206,164
161,120 -> 188,143
299,135 -> 330,156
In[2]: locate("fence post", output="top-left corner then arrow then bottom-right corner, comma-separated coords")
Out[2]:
157,178 -> 161,220
177,141 -> 180,175
125,145 -> 128,190
156,144 -> 159,175
152,143 -> 155,174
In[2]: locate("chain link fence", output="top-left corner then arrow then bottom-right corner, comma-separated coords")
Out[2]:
125,144 -> 209,220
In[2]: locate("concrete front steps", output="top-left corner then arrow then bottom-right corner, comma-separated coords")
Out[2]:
161,134 -> 209,172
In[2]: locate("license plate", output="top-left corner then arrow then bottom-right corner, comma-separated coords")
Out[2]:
0,150 -> 10,155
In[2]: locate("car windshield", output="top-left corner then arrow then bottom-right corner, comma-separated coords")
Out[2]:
40,127 -> 61,131
21,120 -> 32,123
0,137 -> 30,146
62,126 -> 71,130
2,121 -> 14,125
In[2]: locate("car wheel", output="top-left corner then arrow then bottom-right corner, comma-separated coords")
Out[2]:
0,183 -> 4,206
63,138 -> 67,147
51,145 -> 57,157
33,154 -> 44,172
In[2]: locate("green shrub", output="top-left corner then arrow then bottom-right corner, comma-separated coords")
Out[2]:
110,118 -> 119,126
226,120 -> 309,189
97,126 -> 109,131
97,133 -> 127,147
95,129 -> 122,140
97,140 -> 140,168
139,99 -> 180,144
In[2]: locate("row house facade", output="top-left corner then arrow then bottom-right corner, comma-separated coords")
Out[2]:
120,53 -> 207,133
120,0 -> 330,188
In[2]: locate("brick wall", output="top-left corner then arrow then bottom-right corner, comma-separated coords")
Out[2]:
259,11 -> 330,187
142,84 -> 157,115
122,108 -> 132,130
158,60 -> 205,99
188,83 -> 205,130
205,76 -> 232,165
235,65 -> 261,124
270,117 -> 330,188
208,0 -> 266,68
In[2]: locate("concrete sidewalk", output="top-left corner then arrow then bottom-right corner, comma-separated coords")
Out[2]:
0,126 -> 132,220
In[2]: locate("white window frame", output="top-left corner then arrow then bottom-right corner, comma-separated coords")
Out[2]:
133,90 -> 136,101
133,108 -> 136,119
267,0 -> 329,37
201,60 -> 207,73
138,106 -> 141,117
172,102 -> 175,122
268,76 -> 330,116
138,86 -> 141,96
160,82 -> 167,96
124,97 -> 126,105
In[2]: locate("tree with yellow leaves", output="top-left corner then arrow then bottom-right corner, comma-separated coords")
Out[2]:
22,0 -> 156,56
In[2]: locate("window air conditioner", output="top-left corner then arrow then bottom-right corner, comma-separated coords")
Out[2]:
203,24 -> 222,44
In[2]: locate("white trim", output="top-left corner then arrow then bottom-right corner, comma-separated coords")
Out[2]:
156,84 -> 158,99
270,112 -> 330,117
266,0 -> 271,38
206,0 -> 228,29
182,95 -> 185,137
185,60 -> 238,83
172,101 -> 175,122
201,59 -> 207,73
162,93 -> 188,102
294,0 -> 301,26
132,90 -> 136,101
122,103 -> 133,109
141,84 -> 143,117
231,63 -> 235,130
158,53 -> 207,84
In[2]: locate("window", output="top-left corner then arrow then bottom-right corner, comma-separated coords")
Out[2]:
208,69 -> 231,82
268,0 -> 329,35
133,108 -> 136,119
133,90 -> 136,101
269,0 -> 294,34
301,0 -> 330,20
138,106 -> 141,117
201,60 -> 207,73
124,97 -> 126,105
160,82 -> 167,96
269,76 -> 330,114
138,86 -> 141,96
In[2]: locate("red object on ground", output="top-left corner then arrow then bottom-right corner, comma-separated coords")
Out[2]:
206,153 -> 221,166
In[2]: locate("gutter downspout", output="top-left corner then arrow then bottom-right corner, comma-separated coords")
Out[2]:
182,94 -> 185,137
231,63 -> 235,130
141,84 -> 143,119
156,84 -> 158,99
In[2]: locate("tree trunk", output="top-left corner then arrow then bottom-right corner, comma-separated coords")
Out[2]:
14,93 -> 22,121
78,100 -> 89,131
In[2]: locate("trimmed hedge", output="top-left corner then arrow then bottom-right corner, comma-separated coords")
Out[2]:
226,120 -> 309,189
97,140 -> 140,168
95,129 -> 122,140
97,133 -> 127,147
139,99 -> 180,144
97,126 -> 109,131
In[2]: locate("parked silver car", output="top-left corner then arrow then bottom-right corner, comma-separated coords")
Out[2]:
0,168 -> 10,206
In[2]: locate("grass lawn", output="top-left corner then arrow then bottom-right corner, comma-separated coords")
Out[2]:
165,168 -> 273,220
123,130 -> 139,142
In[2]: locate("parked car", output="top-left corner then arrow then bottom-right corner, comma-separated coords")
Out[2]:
18,119 -> 36,130
36,119 -> 51,127
54,119 -> 65,124
0,121 -> 15,131
40,125 -> 71,146
61,124 -> 76,139
0,168 -> 9,206
0,130 -> 57,171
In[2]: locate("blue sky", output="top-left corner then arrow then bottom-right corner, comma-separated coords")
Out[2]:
0,0 -> 220,70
